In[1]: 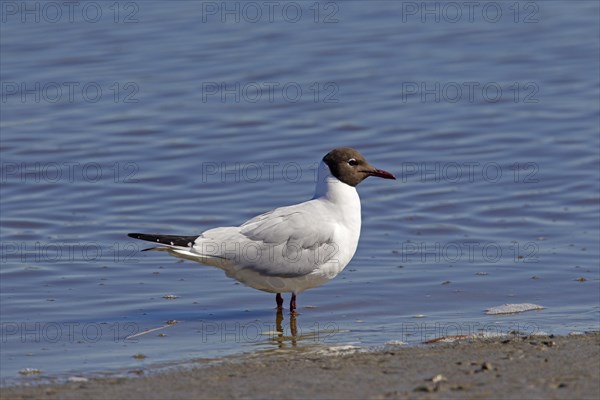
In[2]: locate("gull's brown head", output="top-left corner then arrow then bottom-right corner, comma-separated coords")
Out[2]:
323,147 -> 396,187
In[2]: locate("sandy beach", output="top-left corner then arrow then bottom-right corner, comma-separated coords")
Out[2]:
3,332 -> 598,400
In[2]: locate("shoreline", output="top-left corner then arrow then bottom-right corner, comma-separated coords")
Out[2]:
3,332 -> 599,400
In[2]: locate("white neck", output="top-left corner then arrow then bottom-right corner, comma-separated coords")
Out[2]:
312,160 -> 362,264
313,160 -> 360,205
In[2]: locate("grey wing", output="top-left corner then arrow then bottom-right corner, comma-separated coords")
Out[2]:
236,203 -> 338,277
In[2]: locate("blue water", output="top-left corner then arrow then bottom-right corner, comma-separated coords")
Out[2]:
1,1 -> 599,385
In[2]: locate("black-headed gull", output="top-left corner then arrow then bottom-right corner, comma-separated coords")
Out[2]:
128,147 -> 395,313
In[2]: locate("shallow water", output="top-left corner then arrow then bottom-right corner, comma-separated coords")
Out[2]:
1,1 -> 599,385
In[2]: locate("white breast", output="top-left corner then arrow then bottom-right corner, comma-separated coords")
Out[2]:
310,160 -> 362,278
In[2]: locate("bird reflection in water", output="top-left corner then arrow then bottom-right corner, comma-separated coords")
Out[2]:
274,308 -> 298,347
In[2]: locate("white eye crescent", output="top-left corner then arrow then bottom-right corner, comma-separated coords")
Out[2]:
348,158 -> 358,166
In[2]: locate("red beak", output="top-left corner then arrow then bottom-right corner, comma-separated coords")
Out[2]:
368,168 -> 396,180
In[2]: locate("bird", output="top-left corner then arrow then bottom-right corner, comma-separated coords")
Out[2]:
128,147 -> 395,313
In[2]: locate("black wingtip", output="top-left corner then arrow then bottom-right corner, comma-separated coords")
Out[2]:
127,232 -> 198,247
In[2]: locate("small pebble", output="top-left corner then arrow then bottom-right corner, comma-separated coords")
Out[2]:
481,362 -> 493,370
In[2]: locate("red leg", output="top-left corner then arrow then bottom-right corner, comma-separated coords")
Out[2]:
290,293 -> 297,314
276,293 -> 283,309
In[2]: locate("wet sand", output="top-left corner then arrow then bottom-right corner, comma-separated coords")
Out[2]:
3,332 -> 598,400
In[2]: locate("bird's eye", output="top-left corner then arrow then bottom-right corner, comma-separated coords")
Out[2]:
348,158 -> 358,166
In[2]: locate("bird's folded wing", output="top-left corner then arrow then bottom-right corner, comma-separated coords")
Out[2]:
195,202 -> 339,277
